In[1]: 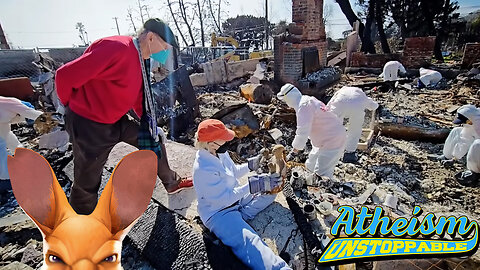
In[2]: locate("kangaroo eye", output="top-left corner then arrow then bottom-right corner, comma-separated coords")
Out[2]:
48,255 -> 64,263
103,254 -> 117,262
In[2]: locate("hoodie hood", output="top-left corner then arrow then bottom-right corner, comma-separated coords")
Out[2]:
277,83 -> 302,111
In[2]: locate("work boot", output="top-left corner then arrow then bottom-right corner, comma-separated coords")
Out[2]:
455,171 -> 480,187
342,152 -> 358,163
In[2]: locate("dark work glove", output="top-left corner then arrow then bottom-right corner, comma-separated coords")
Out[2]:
248,174 -> 283,194
440,159 -> 455,167
286,150 -> 298,162
248,154 -> 263,171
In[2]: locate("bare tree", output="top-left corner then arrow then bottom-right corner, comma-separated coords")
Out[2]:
178,0 -> 196,46
75,22 -> 89,46
196,0 -> 206,46
166,0 -> 190,47
207,0 -> 222,32
126,0 -> 151,33
161,0 -> 229,47
335,0 -> 376,53
137,0 -> 150,24
127,8 -> 138,33
375,0 -> 390,53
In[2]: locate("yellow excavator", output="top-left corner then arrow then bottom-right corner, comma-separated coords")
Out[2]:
210,33 -> 272,62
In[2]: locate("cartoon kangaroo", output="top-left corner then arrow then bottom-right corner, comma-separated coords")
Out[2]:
7,148 -> 157,269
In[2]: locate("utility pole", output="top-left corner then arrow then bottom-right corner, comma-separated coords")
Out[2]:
113,17 -> 121,35
265,0 -> 268,50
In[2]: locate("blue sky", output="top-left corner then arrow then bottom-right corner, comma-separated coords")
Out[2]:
0,0 -> 479,48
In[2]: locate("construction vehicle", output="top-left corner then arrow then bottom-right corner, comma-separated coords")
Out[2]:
210,33 -> 272,62
210,33 -> 241,61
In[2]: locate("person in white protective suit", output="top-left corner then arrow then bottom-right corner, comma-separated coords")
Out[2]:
192,119 -> 290,270
327,86 -> 379,163
380,61 -> 406,82
439,105 -> 480,186
418,68 -> 442,88
277,84 -> 346,181
0,96 -> 43,192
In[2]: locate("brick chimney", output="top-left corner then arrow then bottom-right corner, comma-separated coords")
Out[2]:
274,0 -> 327,83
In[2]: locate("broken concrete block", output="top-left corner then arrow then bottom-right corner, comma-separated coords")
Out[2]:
189,73 -> 208,87
0,212 -> 31,228
227,62 -> 248,82
201,60 -> 228,85
20,244 -> 42,266
383,194 -> 398,209
63,160 -> 74,182
227,59 -> 260,82
1,262 -> 35,270
240,83 -> 273,104
268,128 -> 283,143
38,130 -> 69,150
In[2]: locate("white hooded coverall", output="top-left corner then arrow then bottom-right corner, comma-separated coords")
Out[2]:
0,96 -> 43,179
381,61 -> 406,82
193,150 -> 291,270
419,68 -> 442,86
443,105 -> 480,173
0,96 -> 43,150
327,86 -> 379,153
281,86 -> 346,178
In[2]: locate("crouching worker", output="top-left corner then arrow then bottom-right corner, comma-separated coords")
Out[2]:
277,84 -> 346,182
0,97 -> 43,192
192,119 -> 291,270
439,105 -> 480,185
327,86 -> 379,163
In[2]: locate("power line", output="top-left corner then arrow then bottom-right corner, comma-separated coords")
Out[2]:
7,29 -> 111,34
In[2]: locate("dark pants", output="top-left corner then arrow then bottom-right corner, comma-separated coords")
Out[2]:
65,107 -> 178,215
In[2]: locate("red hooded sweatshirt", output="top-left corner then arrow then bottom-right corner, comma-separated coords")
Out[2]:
55,36 -> 143,124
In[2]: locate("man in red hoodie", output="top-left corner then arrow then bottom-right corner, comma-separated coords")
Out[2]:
56,18 -> 193,215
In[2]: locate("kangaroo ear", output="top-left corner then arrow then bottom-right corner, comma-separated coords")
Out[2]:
92,150 -> 157,238
7,148 -> 75,236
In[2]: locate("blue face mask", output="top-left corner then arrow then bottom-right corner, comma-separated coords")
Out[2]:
151,49 -> 170,65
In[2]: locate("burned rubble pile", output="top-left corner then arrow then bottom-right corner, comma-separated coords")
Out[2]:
1,51 -> 480,270
189,60 -> 480,268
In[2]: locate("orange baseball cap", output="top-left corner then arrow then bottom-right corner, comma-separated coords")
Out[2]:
197,119 -> 235,142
